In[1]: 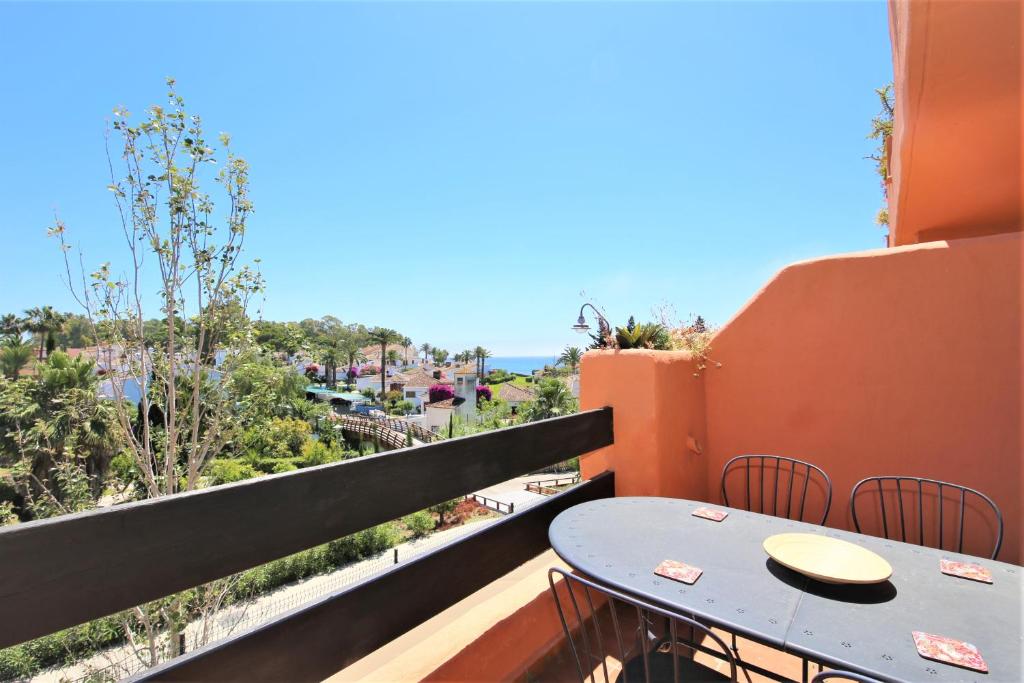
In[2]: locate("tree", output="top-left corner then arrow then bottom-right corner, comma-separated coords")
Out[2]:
386,349 -> 400,367
1,351 -> 122,503
558,346 -> 583,375
868,83 -> 895,227
522,378 -> 577,421
51,79 -> 264,665
431,347 -> 448,366
401,336 -> 412,365
419,342 -> 432,364
0,338 -> 33,379
367,327 -> 401,398
429,499 -> 459,527
0,313 -> 24,337
321,346 -> 340,389
339,338 -> 366,384
24,306 -> 67,361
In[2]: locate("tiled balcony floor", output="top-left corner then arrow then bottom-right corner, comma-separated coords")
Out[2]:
525,602 -> 808,682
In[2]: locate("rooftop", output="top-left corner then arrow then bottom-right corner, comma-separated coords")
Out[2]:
496,382 -> 536,403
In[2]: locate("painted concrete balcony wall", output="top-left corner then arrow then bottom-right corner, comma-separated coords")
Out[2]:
582,232 -> 1022,563
886,0 -> 1022,246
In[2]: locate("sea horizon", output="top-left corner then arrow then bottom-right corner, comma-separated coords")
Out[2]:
484,356 -> 559,376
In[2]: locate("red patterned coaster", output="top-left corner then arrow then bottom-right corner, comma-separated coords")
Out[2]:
654,560 -> 703,585
940,558 -> 993,584
692,506 -> 728,522
912,631 -> 988,673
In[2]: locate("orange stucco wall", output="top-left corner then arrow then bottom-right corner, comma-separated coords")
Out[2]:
887,0 -> 1022,246
581,233 -> 1022,563
580,350 -> 709,502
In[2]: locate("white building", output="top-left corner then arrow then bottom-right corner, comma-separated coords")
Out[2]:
423,396 -> 465,434
393,368 -> 448,413
452,366 -> 477,420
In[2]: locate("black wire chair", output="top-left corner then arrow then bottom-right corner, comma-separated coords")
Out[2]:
548,568 -> 737,683
811,670 -> 881,683
720,455 -> 833,526
850,476 -> 1004,560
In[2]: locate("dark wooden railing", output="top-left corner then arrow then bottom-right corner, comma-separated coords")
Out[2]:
0,408 -> 614,681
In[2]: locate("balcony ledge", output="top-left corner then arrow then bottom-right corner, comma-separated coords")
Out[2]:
328,550 -> 570,682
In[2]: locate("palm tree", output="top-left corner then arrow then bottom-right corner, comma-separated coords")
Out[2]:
368,327 -> 401,397
473,347 -> 492,377
525,378 -> 577,421
340,339 -> 366,386
431,348 -> 448,366
386,349 -> 400,367
24,306 -> 66,361
0,337 -> 33,379
321,346 -> 340,388
558,346 -> 583,375
401,336 -> 412,365
420,342 -> 432,364
0,313 -> 23,337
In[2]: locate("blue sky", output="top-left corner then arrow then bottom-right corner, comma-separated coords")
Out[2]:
0,1 -> 892,356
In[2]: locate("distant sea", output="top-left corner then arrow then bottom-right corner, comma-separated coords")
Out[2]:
486,356 -> 556,376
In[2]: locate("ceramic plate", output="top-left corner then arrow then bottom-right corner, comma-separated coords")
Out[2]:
763,533 -> 893,584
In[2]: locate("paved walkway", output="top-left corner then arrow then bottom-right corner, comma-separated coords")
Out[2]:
473,473 -> 567,511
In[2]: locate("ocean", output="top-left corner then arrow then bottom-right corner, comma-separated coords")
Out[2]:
485,356 -> 557,376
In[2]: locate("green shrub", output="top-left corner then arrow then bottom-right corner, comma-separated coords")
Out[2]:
0,475 -> 20,506
301,440 -> 345,467
325,535 -> 361,565
232,522 -> 402,601
246,455 -> 304,474
241,417 -> 311,458
356,523 -> 401,557
402,510 -> 434,537
206,459 -> 260,485
272,460 -> 298,474
0,613 -> 127,680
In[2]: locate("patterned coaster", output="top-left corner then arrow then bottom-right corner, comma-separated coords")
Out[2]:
912,631 -> 988,673
654,560 -> 703,585
692,506 -> 728,522
940,558 -> 993,584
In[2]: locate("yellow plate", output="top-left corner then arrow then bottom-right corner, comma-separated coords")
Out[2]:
763,533 -> 893,584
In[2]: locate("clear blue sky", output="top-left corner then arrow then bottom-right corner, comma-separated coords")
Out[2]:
0,1 -> 892,356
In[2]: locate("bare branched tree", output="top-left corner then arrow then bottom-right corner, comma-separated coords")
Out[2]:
50,78 -> 263,665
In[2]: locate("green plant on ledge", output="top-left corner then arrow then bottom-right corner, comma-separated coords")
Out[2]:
614,317 -> 668,350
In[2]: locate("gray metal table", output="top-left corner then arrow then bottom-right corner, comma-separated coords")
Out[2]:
549,497 -> 1023,683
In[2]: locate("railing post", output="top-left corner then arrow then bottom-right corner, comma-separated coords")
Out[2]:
509,502 -> 514,514
393,548 -> 398,564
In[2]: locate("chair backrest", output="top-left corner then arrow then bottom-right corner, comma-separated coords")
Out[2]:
811,670 -> 880,683
548,568 -> 737,683
850,476 -> 1003,559
720,455 -> 832,525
